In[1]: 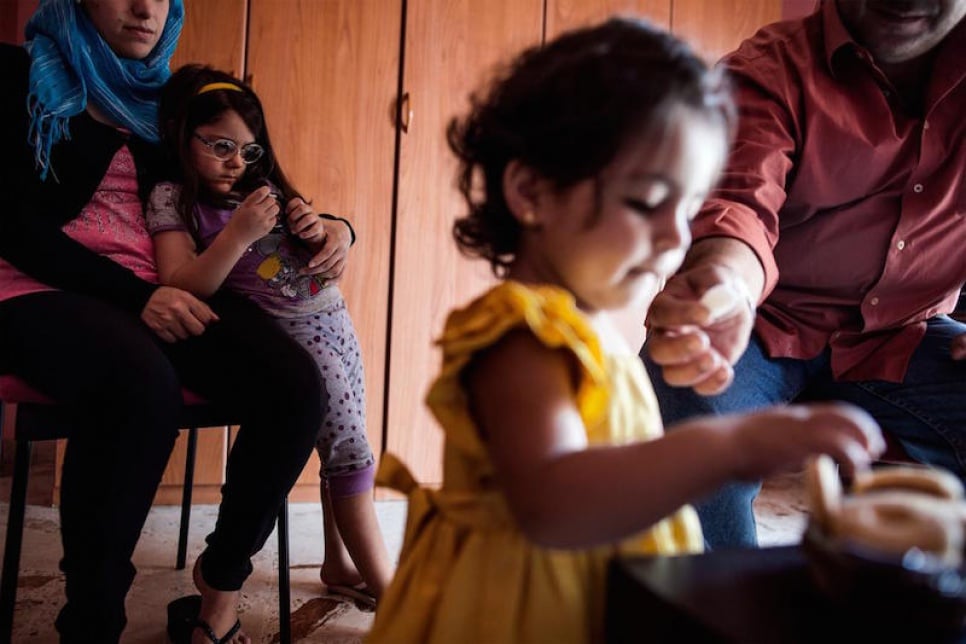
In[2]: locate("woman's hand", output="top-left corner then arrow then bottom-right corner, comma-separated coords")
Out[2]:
141,286 -> 219,343
223,186 -> 279,247
297,216 -> 353,283
284,197 -> 326,243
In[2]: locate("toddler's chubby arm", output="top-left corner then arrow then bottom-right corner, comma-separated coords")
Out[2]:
468,331 -> 884,549
156,186 -> 278,297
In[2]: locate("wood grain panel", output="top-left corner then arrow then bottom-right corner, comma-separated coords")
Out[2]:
247,0 -> 402,497
171,0 -> 247,77
671,0 -> 782,62
387,0 -> 544,485
546,0 -> 670,36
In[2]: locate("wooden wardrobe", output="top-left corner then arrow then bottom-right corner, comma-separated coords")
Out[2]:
3,0 -> 800,502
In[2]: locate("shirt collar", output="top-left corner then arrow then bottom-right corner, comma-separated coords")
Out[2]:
821,0 -> 861,77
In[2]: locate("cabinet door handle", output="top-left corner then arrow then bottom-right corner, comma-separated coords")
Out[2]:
399,92 -> 413,133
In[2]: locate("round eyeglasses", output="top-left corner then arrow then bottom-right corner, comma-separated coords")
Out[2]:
193,132 -> 265,164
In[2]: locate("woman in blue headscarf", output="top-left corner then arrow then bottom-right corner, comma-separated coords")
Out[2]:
0,2 -> 325,642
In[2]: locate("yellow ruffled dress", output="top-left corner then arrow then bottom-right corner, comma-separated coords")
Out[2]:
366,282 -> 703,644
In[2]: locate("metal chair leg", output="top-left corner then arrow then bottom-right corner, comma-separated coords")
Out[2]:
277,497 -> 291,644
176,427 -> 199,570
0,440 -> 32,643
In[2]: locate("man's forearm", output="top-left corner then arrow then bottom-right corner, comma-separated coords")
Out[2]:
683,237 -> 767,305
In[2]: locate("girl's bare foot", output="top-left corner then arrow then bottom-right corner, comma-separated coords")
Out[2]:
319,561 -> 365,590
192,558 -> 252,644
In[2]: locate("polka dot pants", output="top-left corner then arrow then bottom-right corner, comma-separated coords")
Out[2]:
280,300 -> 374,485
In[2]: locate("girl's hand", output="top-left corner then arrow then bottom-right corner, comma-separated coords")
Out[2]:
224,186 -> 279,247
284,197 -> 326,243
725,402 -> 886,482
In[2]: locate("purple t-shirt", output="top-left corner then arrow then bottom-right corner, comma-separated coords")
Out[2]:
145,182 -> 340,317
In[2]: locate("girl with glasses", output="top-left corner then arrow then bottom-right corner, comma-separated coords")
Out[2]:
148,64 -> 393,612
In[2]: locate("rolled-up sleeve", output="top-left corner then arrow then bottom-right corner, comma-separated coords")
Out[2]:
692,42 -> 804,300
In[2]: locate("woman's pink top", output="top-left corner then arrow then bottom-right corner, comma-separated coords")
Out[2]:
0,145 -> 158,303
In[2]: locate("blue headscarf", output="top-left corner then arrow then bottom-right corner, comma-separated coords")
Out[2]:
24,0 -> 185,180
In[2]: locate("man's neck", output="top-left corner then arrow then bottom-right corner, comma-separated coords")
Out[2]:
877,50 -> 938,115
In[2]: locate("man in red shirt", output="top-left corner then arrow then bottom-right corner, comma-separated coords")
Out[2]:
643,0 -> 966,548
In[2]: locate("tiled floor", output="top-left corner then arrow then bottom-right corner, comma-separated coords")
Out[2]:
0,468 -> 807,643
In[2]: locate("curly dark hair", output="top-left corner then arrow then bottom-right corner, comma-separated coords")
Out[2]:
158,64 -> 303,237
448,17 -> 735,275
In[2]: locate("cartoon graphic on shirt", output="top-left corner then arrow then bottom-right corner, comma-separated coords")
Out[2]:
254,234 -> 326,299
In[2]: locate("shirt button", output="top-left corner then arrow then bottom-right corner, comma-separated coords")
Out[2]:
870,297 -> 880,306
913,183 -> 924,193
896,240 -> 905,250
832,331 -> 841,340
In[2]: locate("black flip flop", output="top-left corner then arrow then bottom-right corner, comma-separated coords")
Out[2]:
167,594 -> 243,644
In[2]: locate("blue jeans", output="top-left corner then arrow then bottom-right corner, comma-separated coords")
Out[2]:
641,315 -> 966,549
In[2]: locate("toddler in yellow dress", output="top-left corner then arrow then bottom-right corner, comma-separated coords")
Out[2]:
367,17 -> 885,644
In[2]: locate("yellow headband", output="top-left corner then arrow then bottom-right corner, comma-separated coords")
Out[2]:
196,82 -> 244,96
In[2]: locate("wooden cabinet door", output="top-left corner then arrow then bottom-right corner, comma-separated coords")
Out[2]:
385,0 -> 544,485
546,0 -> 670,35
171,0 -> 248,77
246,0 -> 401,500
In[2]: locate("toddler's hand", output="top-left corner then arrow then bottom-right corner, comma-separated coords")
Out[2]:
225,186 -> 279,246
727,402 -> 886,482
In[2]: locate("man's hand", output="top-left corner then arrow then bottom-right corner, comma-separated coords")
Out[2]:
646,262 -> 757,396
141,286 -> 218,343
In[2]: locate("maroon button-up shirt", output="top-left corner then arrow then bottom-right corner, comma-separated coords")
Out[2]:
693,0 -> 966,383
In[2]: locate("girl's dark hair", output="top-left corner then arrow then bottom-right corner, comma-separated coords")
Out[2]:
448,17 -> 736,275
158,64 -> 303,236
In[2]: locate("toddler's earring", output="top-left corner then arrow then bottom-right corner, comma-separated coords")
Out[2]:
520,210 -> 537,227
